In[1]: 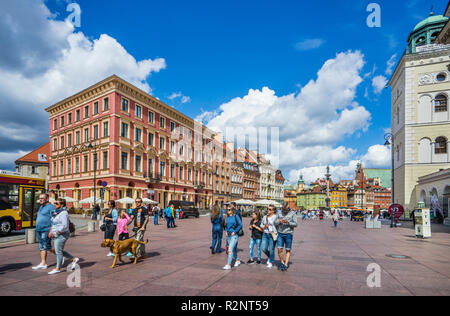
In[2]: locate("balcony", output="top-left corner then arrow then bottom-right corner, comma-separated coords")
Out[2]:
194,181 -> 205,189
145,172 -> 162,183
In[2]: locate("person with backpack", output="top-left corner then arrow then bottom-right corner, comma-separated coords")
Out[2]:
275,203 -> 298,271
47,198 -> 79,275
152,204 -> 160,225
261,205 -> 278,269
210,205 -> 223,254
164,204 -> 174,228
222,205 -> 242,270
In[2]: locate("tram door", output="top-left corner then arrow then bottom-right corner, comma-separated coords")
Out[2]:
21,187 -> 43,228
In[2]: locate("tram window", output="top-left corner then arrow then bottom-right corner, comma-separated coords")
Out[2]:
0,184 -> 19,210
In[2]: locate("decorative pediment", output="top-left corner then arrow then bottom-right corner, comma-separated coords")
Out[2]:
159,150 -> 169,161
147,147 -> 158,158
134,143 -> 146,152
64,148 -> 72,156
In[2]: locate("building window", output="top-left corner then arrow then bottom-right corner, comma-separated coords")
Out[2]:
180,167 -> 184,180
148,111 -> 154,124
84,106 -> 89,118
103,151 -> 108,170
148,158 -> 153,175
76,131 -> 80,145
436,73 -> 447,82
160,117 -> 165,129
76,109 -> 80,122
53,119 -> 57,131
121,98 -> 129,112
135,155 -> 141,172
53,162 -> 56,176
60,136 -> 65,148
84,128 -> 89,142
68,113 -> 72,125
159,137 -> 165,150
60,161 -> 64,176
170,164 -> 175,178
53,139 -> 57,151
136,105 -> 142,118
170,122 -> 175,132
416,36 -> 426,47
68,159 -> 72,174
83,155 -> 88,172
75,157 -> 79,173
170,141 -> 175,153
103,122 -> 109,137
160,162 -> 165,176
93,125 -> 99,140
135,128 -> 141,142
61,116 -> 65,128
68,134 -> 72,147
148,133 -> 154,146
435,94 -> 448,112
121,123 -> 128,138
94,102 -> 99,115
103,97 -> 109,111
435,137 -> 448,154
121,152 -> 128,170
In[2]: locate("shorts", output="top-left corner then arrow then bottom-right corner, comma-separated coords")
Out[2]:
36,230 -> 52,251
277,233 -> 293,251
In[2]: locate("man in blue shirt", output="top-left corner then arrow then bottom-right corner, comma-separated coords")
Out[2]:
32,193 -> 55,270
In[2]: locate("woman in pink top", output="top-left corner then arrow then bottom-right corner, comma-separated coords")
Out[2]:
117,210 -> 131,240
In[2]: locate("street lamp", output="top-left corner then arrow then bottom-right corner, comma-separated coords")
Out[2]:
87,140 -> 98,219
384,133 -> 395,228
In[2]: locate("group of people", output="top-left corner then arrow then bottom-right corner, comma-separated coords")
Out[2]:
210,202 -> 298,271
32,194 -> 79,275
300,210 -> 341,227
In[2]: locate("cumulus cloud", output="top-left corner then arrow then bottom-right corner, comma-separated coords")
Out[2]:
168,92 -> 191,104
200,51 -> 372,171
0,0 -> 166,170
372,75 -> 388,94
294,38 -> 326,51
385,54 -> 397,76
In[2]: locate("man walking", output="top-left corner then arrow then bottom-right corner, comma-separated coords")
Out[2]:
152,204 -> 160,225
275,203 -> 298,271
130,198 -> 149,260
32,193 -> 55,270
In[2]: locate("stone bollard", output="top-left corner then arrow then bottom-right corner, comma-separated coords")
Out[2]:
87,221 -> 96,233
25,228 -> 37,244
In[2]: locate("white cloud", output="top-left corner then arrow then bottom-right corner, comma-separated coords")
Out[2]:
294,38 -> 325,51
168,92 -> 191,104
372,75 -> 388,94
385,54 -> 397,76
201,51 -> 371,171
0,0 -> 166,169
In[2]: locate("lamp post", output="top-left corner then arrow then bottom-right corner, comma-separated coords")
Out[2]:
384,133 -> 395,228
87,140 -> 98,220
325,166 -> 331,211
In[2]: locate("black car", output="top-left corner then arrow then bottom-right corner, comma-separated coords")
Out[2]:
351,211 -> 364,222
168,200 -> 199,218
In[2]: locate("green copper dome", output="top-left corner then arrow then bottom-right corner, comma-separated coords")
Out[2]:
414,14 -> 448,31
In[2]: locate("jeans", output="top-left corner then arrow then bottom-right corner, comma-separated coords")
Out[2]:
154,213 -> 158,225
211,226 -> 223,251
53,233 -> 74,269
36,230 -> 52,251
249,238 -> 262,260
226,235 -> 239,265
262,233 -> 275,263
165,216 -> 171,228
334,220 -> 338,228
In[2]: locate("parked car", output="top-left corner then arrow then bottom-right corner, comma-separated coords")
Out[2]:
168,200 -> 199,218
351,210 -> 364,222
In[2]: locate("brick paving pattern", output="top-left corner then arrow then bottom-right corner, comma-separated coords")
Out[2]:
0,216 -> 449,296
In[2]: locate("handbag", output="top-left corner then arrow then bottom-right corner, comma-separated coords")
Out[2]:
270,232 -> 278,242
69,221 -> 76,233
100,223 -> 106,232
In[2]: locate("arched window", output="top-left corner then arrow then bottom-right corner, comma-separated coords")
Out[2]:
431,31 -> 440,42
435,94 -> 448,112
435,137 -> 447,154
416,36 -> 426,46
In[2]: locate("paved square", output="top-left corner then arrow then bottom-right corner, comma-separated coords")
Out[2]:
0,216 -> 449,296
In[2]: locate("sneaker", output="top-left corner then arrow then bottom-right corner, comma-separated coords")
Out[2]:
278,263 -> 286,271
234,261 -> 241,267
267,262 -> 273,269
107,252 -> 115,257
223,265 -> 232,270
70,258 -> 80,270
126,252 -> 133,257
256,259 -> 261,264
247,259 -> 255,265
48,269 -> 61,275
32,264 -> 48,270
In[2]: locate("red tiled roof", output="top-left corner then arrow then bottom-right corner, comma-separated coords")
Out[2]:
15,143 -> 50,164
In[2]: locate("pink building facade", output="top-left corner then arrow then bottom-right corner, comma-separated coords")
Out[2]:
46,75 -> 214,209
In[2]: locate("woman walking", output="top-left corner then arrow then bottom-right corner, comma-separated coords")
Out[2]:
248,211 -> 263,264
210,205 -> 223,254
261,205 -> 277,269
47,198 -> 79,275
104,200 -> 119,257
332,211 -> 339,228
223,205 -> 242,270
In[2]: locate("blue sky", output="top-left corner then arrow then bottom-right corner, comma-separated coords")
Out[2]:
0,0 -> 448,183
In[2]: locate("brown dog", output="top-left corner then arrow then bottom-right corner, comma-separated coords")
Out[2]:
101,238 -> 148,268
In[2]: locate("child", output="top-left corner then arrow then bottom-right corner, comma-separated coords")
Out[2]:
117,210 -> 131,240
247,211 -> 264,265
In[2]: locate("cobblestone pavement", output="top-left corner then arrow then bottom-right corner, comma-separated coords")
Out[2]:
0,216 -> 449,296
